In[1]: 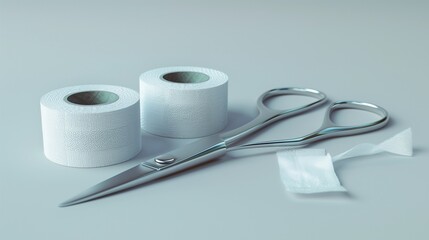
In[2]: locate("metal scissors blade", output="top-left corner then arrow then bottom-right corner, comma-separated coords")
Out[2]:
59,165 -> 156,207
60,135 -> 228,207
60,87 -> 389,207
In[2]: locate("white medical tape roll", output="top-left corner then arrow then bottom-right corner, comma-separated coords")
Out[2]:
140,66 -> 228,138
40,85 -> 141,167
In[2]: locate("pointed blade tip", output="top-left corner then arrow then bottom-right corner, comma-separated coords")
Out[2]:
58,201 -> 74,208
57,164 -> 156,208
58,198 -> 83,208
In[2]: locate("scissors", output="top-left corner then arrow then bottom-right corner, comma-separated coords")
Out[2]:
60,87 -> 389,207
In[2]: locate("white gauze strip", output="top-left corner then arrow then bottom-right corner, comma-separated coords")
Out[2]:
276,128 -> 413,193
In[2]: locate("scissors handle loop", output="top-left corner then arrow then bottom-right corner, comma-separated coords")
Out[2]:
317,101 -> 389,138
230,101 -> 389,150
256,88 -> 328,116
221,87 -> 327,145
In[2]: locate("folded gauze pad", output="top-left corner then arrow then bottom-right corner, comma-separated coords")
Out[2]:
140,66 -> 228,138
40,85 -> 141,167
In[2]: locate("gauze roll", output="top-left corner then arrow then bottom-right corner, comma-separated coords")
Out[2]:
40,85 -> 141,167
140,67 -> 228,138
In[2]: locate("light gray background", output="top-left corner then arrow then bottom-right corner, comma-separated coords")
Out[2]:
1,1 -> 428,239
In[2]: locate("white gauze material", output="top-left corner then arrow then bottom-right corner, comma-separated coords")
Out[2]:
140,66 -> 228,138
40,85 -> 141,168
276,128 -> 413,193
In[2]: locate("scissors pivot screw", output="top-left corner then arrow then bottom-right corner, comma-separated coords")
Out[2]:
155,156 -> 176,164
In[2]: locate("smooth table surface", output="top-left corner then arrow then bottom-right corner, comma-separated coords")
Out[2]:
1,1 -> 428,239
